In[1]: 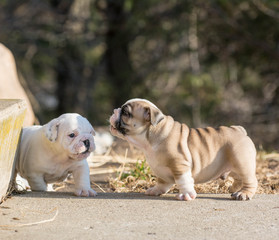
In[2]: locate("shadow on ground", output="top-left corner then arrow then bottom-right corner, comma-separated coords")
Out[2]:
11,191 -> 231,201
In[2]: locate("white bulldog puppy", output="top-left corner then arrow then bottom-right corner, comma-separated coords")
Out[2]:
110,98 -> 258,201
16,113 -> 97,197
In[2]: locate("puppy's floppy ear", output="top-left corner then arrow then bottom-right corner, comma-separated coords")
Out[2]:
91,127 -> 96,136
44,118 -> 60,142
144,107 -> 164,126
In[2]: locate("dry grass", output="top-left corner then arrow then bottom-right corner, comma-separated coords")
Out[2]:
256,151 -> 279,194
109,159 -> 157,193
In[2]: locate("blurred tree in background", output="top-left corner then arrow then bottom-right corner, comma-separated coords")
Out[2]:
0,0 -> 278,149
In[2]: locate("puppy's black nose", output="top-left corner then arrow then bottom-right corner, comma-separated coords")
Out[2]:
83,139 -> 90,149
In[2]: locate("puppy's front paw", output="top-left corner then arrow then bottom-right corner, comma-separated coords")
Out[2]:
176,190 -> 197,201
231,191 -> 253,201
145,186 -> 166,196
75,187 -> 97,197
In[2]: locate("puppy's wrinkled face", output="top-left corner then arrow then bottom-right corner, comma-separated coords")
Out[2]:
109,99 -> 164,137
45,113 -> 96,160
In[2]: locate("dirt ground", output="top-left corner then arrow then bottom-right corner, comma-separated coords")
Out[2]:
1,192 -> 278,240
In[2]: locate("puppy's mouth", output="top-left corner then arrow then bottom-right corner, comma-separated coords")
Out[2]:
112,120 -> 127,135
110,110 -> 127,135
72,139 -> 93,159
82,149 -> 90,154
74,149 -> 91,161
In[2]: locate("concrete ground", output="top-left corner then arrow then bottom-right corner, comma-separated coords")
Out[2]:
0,192 -> 278,240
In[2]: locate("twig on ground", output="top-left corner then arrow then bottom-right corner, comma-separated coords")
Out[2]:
91,181 -> 106,193
0,208 -> 58,229
117,148 -> 128,181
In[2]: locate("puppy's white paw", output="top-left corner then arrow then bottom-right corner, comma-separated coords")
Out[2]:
75,187 -> 97,197
15,174 -> 30,191
47,184 -> 54,191
145,186 -> 166,196
176,190 -> 197,201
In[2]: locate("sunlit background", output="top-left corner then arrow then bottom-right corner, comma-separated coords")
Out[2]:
0,0 -> 278,150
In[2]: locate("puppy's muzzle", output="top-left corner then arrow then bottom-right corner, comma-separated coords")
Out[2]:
110,108 -> 126,135
83,139 -> 90,151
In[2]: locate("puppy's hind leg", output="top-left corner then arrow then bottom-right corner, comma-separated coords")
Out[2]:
145,178 -> 173,196
230,139 -> 258,200
228,172 -> 242,193
231,173 -> 257,201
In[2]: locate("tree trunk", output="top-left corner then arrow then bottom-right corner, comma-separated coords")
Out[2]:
189,8 -> 201,127
105,0 -> 135,107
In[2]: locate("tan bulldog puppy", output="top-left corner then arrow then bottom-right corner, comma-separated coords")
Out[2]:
110,98 -> 258,201
16,113 -> 97,197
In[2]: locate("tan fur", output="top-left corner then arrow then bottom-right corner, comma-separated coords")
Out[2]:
110,99 -> 258,201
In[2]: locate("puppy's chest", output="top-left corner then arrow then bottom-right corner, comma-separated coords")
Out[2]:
144,150 -> 173,183
43,161 -> 73,183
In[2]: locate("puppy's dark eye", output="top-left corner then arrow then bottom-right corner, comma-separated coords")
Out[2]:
121,108 -> 131,117
68,133 -> 75,138
122,110 -> 128,116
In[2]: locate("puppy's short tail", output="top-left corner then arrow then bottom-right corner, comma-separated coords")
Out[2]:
230,125 -> 247,135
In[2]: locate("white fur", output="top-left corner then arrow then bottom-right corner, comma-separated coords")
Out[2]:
175,172 -> 197,201
16,113 -> 97,197
15,174 -> 30,191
